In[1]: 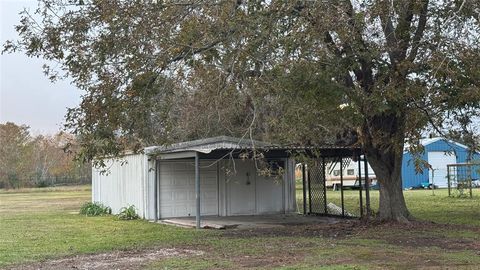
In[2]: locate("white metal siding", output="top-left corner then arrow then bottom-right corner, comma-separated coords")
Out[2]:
256,173 -> 284,214
428,151 -> 456,187
226,160 -> 257,215
92,154 -> 147,217
144,158 -> 157,220
223,159 -> 296,216
158,160 -> 218,218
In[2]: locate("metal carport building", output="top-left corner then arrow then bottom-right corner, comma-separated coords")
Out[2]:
92,136 -> 368,228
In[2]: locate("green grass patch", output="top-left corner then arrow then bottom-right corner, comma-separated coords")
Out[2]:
296,185 -> 480,226
0,188 -> 206,266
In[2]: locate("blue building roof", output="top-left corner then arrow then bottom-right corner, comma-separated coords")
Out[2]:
404,137 -> 471,153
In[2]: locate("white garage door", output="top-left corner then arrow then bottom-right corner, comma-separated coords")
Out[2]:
428,152 -> 456,188
158,161 -> 218,218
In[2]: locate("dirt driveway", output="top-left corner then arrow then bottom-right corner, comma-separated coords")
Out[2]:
4,248 -> 203,270
5,221 -> 480,270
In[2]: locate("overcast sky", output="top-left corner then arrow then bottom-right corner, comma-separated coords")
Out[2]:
0,0 -> 81,135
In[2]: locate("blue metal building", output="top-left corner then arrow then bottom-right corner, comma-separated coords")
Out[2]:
401,137 -> 480,189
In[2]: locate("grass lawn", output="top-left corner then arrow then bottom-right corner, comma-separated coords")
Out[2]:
296,180 -> 480,226
1,185 -> 480,269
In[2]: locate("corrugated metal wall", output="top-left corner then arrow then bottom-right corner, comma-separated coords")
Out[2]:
92,154 -> 148,218
145,158 -> 157,220
401,140 -> 480,189
218,158 -> 296,216
92,155 -> 297,220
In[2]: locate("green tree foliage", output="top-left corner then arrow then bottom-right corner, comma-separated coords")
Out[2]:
4,1 -> 480,221
0,123 -> 32,188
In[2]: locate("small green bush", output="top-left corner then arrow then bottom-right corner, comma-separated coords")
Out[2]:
79,202 -> 112,216
118,205 -> 139,220
35,180 -> 50,188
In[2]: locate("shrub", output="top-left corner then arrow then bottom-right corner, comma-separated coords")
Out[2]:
79,202 -> 112,216
35,180 -> 50,188
118,205 -> 139,220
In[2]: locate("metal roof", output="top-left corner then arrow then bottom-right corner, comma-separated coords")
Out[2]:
145,136 -> 275,155
403,137 -> 475,153
145,136 -> 361,158
420,137 -> 469,150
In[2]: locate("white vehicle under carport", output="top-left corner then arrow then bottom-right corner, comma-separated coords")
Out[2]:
325,159 -> 377,190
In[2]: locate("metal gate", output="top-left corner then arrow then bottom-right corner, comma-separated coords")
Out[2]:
308,159 -> 327,214
301,154 -> 371,218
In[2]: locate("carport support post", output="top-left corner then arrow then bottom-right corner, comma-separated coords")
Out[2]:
468,163 -> 473,198
447,165 -> 451,197
340,157 -> 344,217
195,152 -> 201,229
302,164 -> 307,215
322,158 -> 327,214
358,153 -> 363,217
364,156 -> 371,217
308,166 -> 312,214
154,160 -> 158,222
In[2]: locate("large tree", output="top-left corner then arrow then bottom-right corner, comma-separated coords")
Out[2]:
4,0 -> 480,221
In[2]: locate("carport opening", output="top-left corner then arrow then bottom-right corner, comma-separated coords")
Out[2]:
297,150 -> 372,219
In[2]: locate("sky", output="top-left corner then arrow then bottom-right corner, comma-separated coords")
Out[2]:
0,0 -> 81,135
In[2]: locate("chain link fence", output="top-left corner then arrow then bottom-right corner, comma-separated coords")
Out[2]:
0,175 -> 91,189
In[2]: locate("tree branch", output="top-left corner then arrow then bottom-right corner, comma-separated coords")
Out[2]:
379,0 -> 415,65
165,40 -> 222,67
395,1 -> 415,61
380,12 -> 396,59
407,0 -> 429,63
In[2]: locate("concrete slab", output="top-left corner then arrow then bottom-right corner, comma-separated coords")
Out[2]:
158,214 -> 342,229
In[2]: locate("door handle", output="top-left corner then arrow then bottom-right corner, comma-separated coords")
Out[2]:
246,172 -> 251,185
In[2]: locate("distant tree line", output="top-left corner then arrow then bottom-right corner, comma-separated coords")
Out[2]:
0,122 -> 91,189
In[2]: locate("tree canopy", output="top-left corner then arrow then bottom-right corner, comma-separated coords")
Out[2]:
4,0 -> 480,221
0,122 -> 90,188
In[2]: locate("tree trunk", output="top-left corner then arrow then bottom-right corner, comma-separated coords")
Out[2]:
366,147 -> 411,222
361,113 -> 412,222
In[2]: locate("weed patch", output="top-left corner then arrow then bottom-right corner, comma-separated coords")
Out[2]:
118,205 -> 139,220
79,202 -> 111,216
